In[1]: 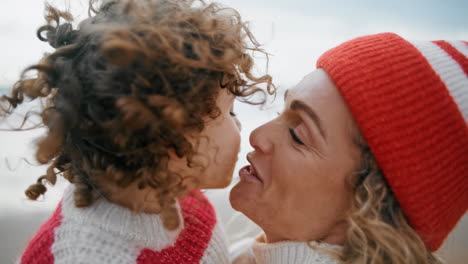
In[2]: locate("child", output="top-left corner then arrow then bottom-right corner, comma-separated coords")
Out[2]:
1,0 -> 274,263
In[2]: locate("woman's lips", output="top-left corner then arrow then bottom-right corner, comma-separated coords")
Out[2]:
239,165 -> 263,184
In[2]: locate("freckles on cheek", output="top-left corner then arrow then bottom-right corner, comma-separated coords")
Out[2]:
282,168 -> 317,203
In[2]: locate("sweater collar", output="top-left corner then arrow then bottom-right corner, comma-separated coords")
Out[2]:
252,236 -> 341,264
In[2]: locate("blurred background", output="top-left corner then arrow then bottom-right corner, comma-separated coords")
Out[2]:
1,0 -> 467,263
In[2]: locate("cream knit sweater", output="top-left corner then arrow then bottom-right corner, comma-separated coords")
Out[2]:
230,236 -> 340,264
20,185 -> 229,263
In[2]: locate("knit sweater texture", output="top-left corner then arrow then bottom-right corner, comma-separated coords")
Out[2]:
20,185 -> 229,264
230,237 -> 340,264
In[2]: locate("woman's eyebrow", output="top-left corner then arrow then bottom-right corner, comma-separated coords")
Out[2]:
290,99 -> 327,141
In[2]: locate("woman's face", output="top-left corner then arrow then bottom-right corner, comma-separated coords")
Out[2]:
230,69 -> 361,244
169,89 -> 242,189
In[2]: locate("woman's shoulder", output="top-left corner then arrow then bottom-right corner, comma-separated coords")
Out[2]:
229,235 -> 342,264
230,237 -> 256,264
253,240 -> 340,264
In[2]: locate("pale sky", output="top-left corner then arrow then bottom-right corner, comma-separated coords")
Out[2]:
1,0 -> 467,87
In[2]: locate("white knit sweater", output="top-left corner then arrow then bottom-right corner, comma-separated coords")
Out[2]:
230,237 -> 340,264
20,185 -> 229,264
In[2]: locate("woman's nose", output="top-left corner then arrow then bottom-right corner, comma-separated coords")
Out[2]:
249,121 -> 274,154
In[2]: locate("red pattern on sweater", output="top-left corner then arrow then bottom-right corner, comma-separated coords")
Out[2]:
20,191 -> 216,264
137,192 -> 216,264
20,203 -> 63,264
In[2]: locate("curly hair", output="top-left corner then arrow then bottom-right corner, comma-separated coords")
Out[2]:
339,134 -> 443,263
1,0 -> 274,227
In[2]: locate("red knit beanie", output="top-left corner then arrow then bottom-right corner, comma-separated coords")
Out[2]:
317,33 -> 468,251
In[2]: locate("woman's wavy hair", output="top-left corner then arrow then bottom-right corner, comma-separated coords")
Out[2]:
0,0 -> 274,225
339,133 -> 443,264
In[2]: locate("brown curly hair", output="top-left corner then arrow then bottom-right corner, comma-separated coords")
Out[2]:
338,134 -> 443,263
307,130 -> 443,263
1,0 -> 274,226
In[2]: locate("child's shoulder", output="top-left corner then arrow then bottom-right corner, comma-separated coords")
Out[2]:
20,187 -> 229,263
179,190 -> 217,234
181,190 -> 214,212
21,186 -> 182,263
19,202 -> 63,264
159,190 -> 229,263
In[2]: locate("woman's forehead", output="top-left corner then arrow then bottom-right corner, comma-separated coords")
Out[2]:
288,69 -> 357,136
287,70 -> 338,105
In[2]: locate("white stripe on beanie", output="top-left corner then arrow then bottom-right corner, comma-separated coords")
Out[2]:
409,40 -> 468,122
448,40 -> 468,58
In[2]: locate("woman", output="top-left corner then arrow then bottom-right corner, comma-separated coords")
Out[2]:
230,33 -> 467,263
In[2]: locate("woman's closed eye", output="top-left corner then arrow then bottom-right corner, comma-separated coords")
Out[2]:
229,111 -> 237,117
289,128 -> 304,145
277,111 -> 306,145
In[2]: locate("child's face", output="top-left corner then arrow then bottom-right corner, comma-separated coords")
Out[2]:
169,89 -> 241,189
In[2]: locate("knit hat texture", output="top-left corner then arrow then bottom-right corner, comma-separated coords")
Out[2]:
317,33 -> 468,251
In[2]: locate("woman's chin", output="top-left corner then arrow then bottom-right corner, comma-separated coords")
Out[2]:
229,184 -> 243,212
229,180 -> 259,212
